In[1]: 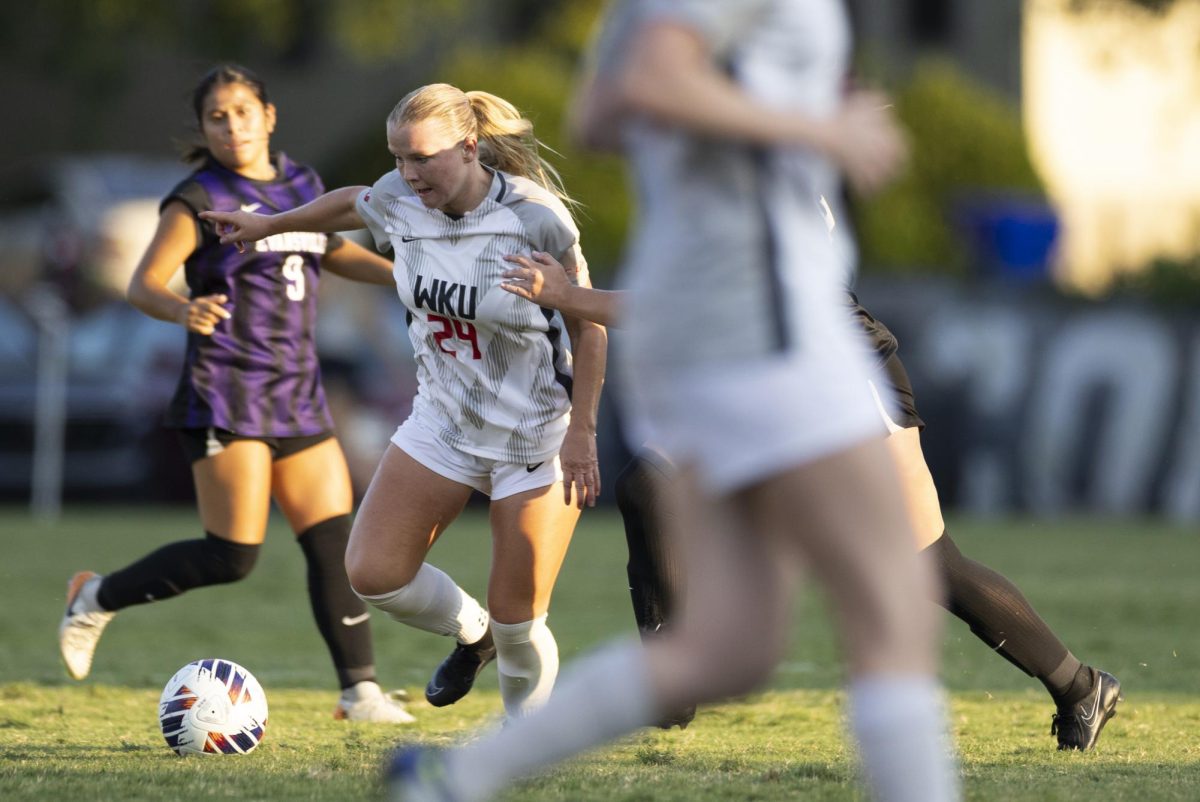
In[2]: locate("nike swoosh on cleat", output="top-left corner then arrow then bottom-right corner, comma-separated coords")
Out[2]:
426,682 -> 444,696
341,612 -> 371,627
1078,687 -> 1103,728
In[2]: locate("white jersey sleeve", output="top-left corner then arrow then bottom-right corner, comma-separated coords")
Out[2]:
356,171 -> 413,253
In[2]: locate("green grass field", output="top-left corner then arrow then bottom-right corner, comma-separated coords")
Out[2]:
1,507 -> 1197,800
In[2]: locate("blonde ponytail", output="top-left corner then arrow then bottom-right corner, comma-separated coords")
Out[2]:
466,91 -> 578,210
388,83 -> 579,211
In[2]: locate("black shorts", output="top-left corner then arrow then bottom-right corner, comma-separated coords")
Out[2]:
847,292 -> 924,431
880,350 -> 925,431
176,427 -> 334,464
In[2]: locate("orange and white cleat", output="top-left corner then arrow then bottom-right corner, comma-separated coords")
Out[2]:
58,571 -> 115,680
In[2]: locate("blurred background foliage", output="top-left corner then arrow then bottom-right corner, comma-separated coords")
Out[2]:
1,0 -> 1186,288
320,0 -> 632,277
854,59 -> 1046,278
0,0 -> 471,71
0,0 -> 1052,283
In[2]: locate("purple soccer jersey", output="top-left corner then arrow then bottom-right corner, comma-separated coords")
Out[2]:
163,154 -> 338,437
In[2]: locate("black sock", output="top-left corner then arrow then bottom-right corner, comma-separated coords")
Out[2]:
298,515 -> 375,690
97,533 -> 259,611
925,531 -> 1084,704
616,454 -> 683,638
1059,664 -> 1097,708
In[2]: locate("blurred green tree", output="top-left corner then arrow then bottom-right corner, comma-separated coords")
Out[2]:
442,3 -> 629,279
322,0 -> 630,280
854,58 -> 1045,276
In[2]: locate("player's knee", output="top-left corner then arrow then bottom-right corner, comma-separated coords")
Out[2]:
351,568 -> 423,610
723,633 -> 784,695
201,533 -> 260,584
343,526 -> 420,597
345,551 -> 418,598
347,568 -> 398,599
668,624 -> 783,702
849,579 -> 939,669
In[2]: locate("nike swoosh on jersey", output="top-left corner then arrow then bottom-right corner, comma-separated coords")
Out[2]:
401,235 -> 420,243
525,462 -> 544,473
341,612 -> 371,627
240,202 -> 262,213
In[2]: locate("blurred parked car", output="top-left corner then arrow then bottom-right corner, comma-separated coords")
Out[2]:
0,154 -> 192,501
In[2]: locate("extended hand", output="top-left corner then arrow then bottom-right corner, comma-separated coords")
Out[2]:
559,427 -> 600,509
823,90 -> 909,197
501,251 -> 571,308
177,293 -> 231,335
198,209 -> 274,253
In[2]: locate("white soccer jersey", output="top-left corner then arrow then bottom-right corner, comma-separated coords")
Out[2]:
594,0 -> 859,370
592,0 -> 894,489
357,168 -> 587,463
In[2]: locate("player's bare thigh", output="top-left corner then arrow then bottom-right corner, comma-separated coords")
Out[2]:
270,436 -> 353,535
748,435 -> 939,676
487,484 -> 581,623
885,426 -> 945,550
346,443 -> 473,596
192,439 -> 274,545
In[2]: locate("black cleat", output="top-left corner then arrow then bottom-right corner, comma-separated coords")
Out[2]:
1051,668 -> 1121,751
656,704 -> 696,730
425,632 -> 496,707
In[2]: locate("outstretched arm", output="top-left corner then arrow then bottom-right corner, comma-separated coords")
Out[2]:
573,20 -> 906,195
199,186 -> 368,251
501,251 -> 624,328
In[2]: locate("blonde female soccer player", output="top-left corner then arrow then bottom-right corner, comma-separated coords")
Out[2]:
202,83 -> 607,720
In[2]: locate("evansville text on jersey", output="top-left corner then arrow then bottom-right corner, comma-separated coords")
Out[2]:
253,231 -> 328,254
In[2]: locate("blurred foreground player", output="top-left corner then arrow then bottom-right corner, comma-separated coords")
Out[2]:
201,82 -> 608,722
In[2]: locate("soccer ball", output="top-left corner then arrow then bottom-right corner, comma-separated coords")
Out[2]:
158,658 -> 269,756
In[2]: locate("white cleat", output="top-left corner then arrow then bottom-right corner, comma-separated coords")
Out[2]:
59,571 -> 115,680
335,680 -> 417,724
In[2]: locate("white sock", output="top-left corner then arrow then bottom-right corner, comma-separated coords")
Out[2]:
357,563 -> 489,642
848,675 -> 959,802
446,640 -> 657,802
72,576 -> 105,615
490,615 -> 558,717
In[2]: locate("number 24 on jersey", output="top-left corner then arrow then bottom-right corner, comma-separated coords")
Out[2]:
429,314 -> 481,360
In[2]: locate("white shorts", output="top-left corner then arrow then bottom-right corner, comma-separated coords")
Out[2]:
622,349 -> 890,495
390,418 -> 563,500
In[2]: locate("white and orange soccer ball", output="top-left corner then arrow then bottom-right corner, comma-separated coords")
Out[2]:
158,659 -> 268,756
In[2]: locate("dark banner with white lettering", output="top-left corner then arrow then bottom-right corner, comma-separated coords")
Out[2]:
856,278 -> 1200,520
